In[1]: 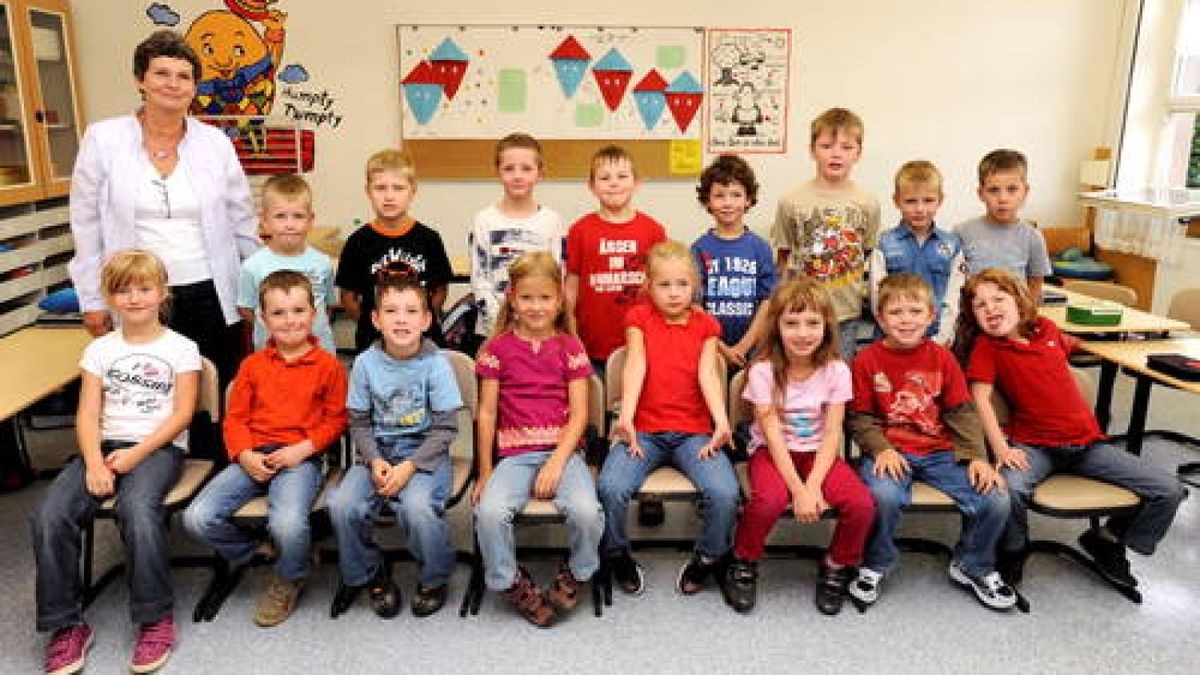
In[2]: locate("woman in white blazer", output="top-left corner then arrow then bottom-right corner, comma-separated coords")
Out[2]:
68,30 -> 260,384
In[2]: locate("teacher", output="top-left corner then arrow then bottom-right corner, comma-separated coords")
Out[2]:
68,29 -> 260,385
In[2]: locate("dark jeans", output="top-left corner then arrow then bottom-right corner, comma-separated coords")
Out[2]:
32,441 -> 183,632
168,279 -> 242,389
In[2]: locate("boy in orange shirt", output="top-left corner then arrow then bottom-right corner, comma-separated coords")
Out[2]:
184,270 -> 347,627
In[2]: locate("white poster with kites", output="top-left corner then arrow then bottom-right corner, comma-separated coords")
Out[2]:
397,24 -> 705,140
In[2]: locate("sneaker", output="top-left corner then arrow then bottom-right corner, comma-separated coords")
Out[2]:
996,547 -> 1028,586
847,567 -> 883,606
609,551 -> 645,596
1078,528 -> 1136,587
505,567 -> 556,628
411,584 -> 448,617
545,563 -> 580,612
677,553 -> 722,595
720,559 -> 758,614
329,577 -> 361,619
253,574 -> 304,627
44,623 -> 93,675
948,561 -> 1017,610
130,614 -> 174,674
815,563 -> 854,616
367,565 -> 401,619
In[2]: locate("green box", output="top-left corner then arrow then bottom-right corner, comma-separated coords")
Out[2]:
1066,303 -> 1123,326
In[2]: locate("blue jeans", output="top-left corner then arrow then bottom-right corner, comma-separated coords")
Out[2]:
839,318 -> 863,363
183,449 -> 324,581
858,451 -> 1009,578
32,442 -> 183,632
597,431 -> 739,558
1001,441 -> 1186,555
328,439 -> 454,588
475,451 -> 604,590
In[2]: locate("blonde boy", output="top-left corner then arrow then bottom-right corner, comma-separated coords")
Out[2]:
956,149 -> 1052,299
335,149 -> 453,352
771,107 -> 881,361
238,174 -> 338,353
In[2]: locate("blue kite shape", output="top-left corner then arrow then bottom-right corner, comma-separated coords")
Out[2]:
429,37 -> 469,63
593,48 -> 633,73
667,70 -> 703,94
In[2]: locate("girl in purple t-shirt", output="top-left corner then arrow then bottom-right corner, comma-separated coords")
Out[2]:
472,251 -> 603,627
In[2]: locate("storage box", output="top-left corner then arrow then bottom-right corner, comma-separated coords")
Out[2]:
1066,302 -> 1124,326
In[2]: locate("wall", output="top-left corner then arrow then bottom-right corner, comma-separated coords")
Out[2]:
70,0 -> 1127,260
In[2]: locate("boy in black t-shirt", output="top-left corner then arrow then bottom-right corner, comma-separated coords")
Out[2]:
336,149 -> 452,352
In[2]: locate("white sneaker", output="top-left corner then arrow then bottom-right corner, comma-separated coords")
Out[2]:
948,561 -> 1017,610
847,567 -> 883,605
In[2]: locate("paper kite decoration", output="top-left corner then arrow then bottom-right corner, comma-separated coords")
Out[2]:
665,70 -> 703,132
549,36 -> 591,99
592,48 -> 633,111
632,70 -> 668,130
429,37 -> 469,100
402,61 -> 443,125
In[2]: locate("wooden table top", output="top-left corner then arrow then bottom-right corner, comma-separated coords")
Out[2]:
0,327 -> 91,421
1079,338 -> 1200,395
1040,288 -> 1190,334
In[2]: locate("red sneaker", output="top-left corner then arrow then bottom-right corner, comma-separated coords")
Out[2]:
44,623 -> 93,675
131,614 -> 174,673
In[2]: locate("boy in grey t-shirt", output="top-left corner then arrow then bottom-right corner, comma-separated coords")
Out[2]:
956,149 -> 1051,299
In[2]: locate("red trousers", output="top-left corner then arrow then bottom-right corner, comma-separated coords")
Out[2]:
733,449 -> 875,566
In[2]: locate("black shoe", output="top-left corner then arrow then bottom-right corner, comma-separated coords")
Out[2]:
720,559 -> 758,613
367,565 -> 402,618
329,578 -> 361,619
609,551 -> 645,595
815,563 -> 854,616
193,559 -> 246,622
411,584 -> 448,617
677,553 -> 722,595
1078,529 -> 1136,587
996,547 -> 1027,586
638,499 -> 666,527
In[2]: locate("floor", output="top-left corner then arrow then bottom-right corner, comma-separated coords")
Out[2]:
1,371 -> 1197,674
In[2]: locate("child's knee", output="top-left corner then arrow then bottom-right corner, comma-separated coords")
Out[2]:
474,495 -> 514,529
270,509 -> 311,544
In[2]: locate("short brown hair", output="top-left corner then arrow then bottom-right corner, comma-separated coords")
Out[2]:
495,132 -> 544,169
589,144 -> 637,181
810,107 -> 864,147
877,273 -> 934,312
261,174 -> 313,212
133,30 -> 201,83
374,273 -> 430,311
978,149 -> 1027,185
894,160 -> 943,199
258,269 -> 314,309
365,149 -> 417,186
101,249 -> 168,298
697,155 -> 759,209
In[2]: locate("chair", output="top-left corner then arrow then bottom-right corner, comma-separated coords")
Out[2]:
459,373 -> 608,618
82,357 -> 221,607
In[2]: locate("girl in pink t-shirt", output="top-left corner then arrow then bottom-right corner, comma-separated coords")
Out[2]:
472,251 -> 603,627
725,276 -> 874,616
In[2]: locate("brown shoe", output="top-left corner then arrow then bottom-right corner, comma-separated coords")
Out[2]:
545,563 -> 580,612
505,567 -> 556,628
253,574 -> 304,627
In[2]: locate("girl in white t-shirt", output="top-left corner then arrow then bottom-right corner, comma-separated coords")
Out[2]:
722,276 -> 874,616
33,249 -> 199,675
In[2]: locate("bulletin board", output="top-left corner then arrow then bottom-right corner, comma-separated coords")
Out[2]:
397,24 -> 706,179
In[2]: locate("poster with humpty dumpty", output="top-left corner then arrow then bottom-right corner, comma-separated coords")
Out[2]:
706,28 -> 790,154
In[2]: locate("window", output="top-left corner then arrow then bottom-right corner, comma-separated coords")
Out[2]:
1169,0 -> 1200,186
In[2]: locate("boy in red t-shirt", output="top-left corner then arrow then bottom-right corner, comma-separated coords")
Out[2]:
845,273 -> 1016,612
565,145 -> 666,374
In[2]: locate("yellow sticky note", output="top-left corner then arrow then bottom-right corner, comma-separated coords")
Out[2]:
669,139 -> 703,175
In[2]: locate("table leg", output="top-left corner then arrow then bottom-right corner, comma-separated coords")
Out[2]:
1095,361 -> 1117,432
1126,375 -> 1152,456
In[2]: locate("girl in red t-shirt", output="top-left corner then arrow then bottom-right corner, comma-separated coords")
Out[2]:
959,268 -> 1185,588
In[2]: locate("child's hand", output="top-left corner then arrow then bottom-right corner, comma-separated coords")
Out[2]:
533,457 -> 565,500
968,459 -> 1004,495
265,440 -> 314,470
238,451 -> 277,483
613,416 -> 643,459
470,469 -> 491,506
370,459 -> 391,490
872,448 -> 910,481
995,444 -> 1029,471
104,447 -> 140,475
792,487 -> 826,524
698,421 -> 731,460
84,461 -> 115,498
717,342 -> 746,369
378,461 -> 416,498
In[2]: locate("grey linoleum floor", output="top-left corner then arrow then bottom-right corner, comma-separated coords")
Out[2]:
2,371 -> 1198,674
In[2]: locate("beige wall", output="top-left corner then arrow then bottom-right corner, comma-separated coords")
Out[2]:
71,0 -> 1127,259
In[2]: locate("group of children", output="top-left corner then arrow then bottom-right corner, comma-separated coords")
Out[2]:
32,107 -> 1188,672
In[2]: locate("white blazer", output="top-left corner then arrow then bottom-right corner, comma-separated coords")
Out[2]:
68,114 -> 261,324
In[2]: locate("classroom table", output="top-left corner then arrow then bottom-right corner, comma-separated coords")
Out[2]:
1039,288 -> 1190,335
0,327 -> 91,478
1078,338 -> 1200,456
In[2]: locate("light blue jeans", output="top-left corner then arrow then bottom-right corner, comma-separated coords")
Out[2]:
475,450 -> 604,590
1002,441 -> 1186,555
597,431 -> 739,559
328,439 -> 454,588
859,450 -> 1009,578
183,450 -> 324,581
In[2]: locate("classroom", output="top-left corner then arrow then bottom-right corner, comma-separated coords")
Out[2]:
1,0 -> 1198,673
